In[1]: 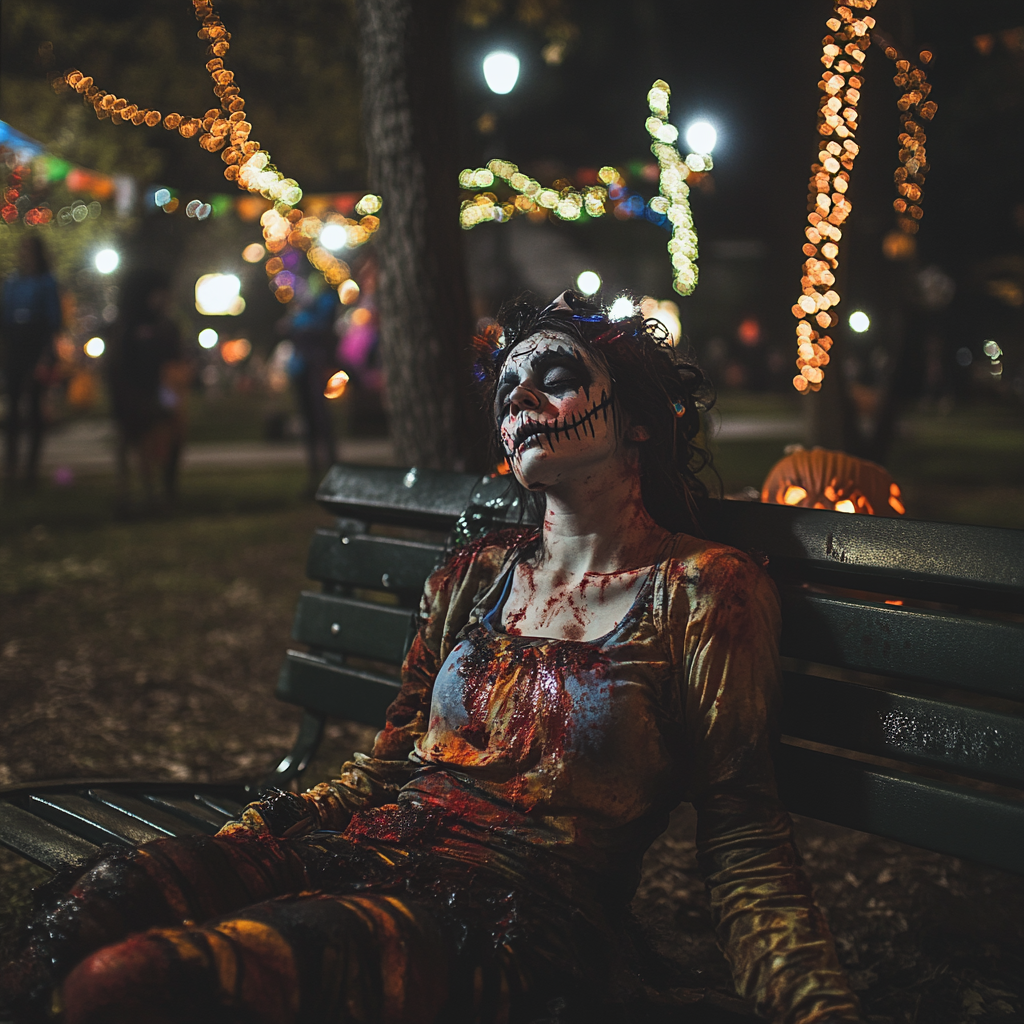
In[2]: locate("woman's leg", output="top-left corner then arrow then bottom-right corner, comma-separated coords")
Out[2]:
0,831 -> 323,1018
61,893 -> 451,1024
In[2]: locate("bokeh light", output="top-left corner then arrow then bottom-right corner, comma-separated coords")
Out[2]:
684,120 -> 717,154
482,51 -> 520,95
195,273 -> 244,315
319,224 -> 347,251
849,310 -> 870,333
576,270 -> 601,296
324,370 -> 350,400
338,279 -> 360,305
220,337 -> 251,364
608,296 -> 635,321
94,249 -> 119,274
84,337 -> 105,358
198,328 -> 219,349
241,243 -> 265,263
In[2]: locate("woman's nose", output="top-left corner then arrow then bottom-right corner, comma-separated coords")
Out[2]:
508,383 -> 540,414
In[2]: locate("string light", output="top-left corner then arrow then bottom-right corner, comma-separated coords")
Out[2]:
646,79 -> 700,296
883,43 -> 935,252
57,0 -> 381,298
458,161 -> 608,228
791,5 -> 938,394
790,1 -> 875,394
457,80 -> 700,297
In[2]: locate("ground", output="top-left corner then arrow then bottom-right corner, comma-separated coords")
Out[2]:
1,393 -> 1022,1022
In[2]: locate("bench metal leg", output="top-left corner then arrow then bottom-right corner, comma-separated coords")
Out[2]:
263,711 -> 326,789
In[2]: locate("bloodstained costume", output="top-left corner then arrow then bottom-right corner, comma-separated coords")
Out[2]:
4,527 -> 860,1024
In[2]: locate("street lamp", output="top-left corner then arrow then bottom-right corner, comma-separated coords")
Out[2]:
849,310 -> 870,333
684,120 -> 717,155
483,51 -> 520,95
94,248 -> 119,274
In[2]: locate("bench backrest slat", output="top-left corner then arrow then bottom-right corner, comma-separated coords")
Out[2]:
292,592 -> 412,665
306,531 -> 445,596
780,589 -> 1024,700
278,651 -> 400,725
780,671 -> 1024,788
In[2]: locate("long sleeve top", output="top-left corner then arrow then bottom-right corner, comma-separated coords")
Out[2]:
236,526 -> 860,1023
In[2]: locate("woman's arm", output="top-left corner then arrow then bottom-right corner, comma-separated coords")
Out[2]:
218,532 -> 522,838
676,548 -> 861,1024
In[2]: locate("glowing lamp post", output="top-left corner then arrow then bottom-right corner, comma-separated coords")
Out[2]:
94,249 -> 119,274
483,52 -> 520,95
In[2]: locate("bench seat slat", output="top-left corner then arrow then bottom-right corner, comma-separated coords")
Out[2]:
292,592 -> 411,664
276,651 -> 400,725
25,794 -> 168,847
776,744 -> 1024,874
780,672 -> 1024,787
0,801 -> 100,870
139,794 -> 233,830
705,499 -> 1024,610
306,531 -> 444,594
86,790 -> 211,836
780,590 -> 1024,700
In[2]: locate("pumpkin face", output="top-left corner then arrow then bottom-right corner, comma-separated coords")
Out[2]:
761,448 -> 906,517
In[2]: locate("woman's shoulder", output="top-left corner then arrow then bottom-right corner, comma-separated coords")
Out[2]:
432,525 -> 539,589
662,533 -> 774,598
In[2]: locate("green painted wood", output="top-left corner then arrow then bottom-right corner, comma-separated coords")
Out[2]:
276,650 -> 400,725
705,499 -> 1024,611
780,589 -> 1024,701
306,531 -> 445,595
0,800 -> 99,870
316,465 -> 477,530
776,743 -> 1024,874
780,672 -> 1024,787
292,592 -> 411,664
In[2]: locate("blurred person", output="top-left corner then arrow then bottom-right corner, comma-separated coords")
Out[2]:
282,276 -> 341,493
1,234 -> 62,491
107,268 -> 191,510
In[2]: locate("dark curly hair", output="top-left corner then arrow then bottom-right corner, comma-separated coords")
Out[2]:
478,290 -> 717,536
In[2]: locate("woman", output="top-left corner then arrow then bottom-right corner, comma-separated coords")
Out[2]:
1,292 -> 860,1023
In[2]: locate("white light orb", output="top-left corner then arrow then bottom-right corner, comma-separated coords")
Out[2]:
84,337 -> 105,358
684,120 -> 717,155
94,249 -> 119,274
195,273 -> 243,316
319,224 -> 347,251
576,270 -> 601,296
198,328 -> 219,349
483,51 -> 520,95
849,310 -> 871,333
608,296 -> 636,321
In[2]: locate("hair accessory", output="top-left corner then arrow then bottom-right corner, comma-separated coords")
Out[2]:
672,401 -> 686,418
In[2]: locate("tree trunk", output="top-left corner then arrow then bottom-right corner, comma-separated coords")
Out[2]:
357,0 -> 486,471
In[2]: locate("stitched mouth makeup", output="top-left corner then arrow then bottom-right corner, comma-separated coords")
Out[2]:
508,390 -> 614,457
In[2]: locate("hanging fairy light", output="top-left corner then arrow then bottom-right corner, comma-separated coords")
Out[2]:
56,0 -> 381,297
646,79 -> 700,296
457,80 -> 700,297
791,3 -> 938,394
790,1 -> 875,394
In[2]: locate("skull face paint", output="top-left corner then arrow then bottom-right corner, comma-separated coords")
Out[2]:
496,333 -> 619,491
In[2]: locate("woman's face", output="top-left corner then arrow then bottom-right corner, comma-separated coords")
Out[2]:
495,332 -> 620,491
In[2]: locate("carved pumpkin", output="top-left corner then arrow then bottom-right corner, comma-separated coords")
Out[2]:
761,447 -> 906,517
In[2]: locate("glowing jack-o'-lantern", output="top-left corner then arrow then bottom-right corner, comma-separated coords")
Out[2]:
761,447 -> 906,517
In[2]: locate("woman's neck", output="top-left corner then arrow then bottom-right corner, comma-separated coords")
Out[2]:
534,451 -> 669,575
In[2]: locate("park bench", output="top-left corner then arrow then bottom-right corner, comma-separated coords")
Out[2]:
1,463 -> 1022,881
